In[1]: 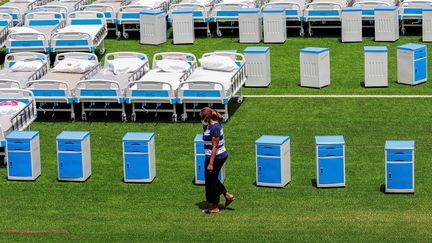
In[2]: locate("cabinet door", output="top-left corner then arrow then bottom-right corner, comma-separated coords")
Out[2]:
8,152 -> 32,177
196,155 -> 205,181
257,157 -> 281,184
59,153 -> 83,178
125,154 -> 149,179
387,163 -> 413,189
414,58 -> 426,81
318,157 -> 344,184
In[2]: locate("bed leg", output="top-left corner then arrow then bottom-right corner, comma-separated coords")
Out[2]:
81,103 -> 87,121
131,103 -> 136,121
121,104 -> 127,121
223,104 -> 229,121
237,88 -> 243,103
181,103 -> 188,121
172,105 -> 178,122
71,103 -> 75,121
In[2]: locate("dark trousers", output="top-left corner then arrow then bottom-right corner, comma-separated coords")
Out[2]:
205,155 -> 228,204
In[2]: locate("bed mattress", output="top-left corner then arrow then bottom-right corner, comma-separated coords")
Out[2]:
55,25 -> 103,39
182,68 -> 235,96
41,71 -> 87,90
93,0 -> 124,12
90,70 -> 132,91
135,69 -> 185,91
0,69 -> 34,87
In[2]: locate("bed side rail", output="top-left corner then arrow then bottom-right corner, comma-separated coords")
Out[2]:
28,61 -> 49,81
179,62 -> 197,83
0,88 -> 36,131
127,61 -> 149,81
80,63 -> 101,81
230,62 -> 246,94
74,0 -> 93,10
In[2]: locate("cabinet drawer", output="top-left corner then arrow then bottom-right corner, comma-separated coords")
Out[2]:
414,48 -> 426,59
124,141 -> 148,153
58,141 -> 82,152
318,148 -> 343,157
386,149 -> 413,162
195,142 -> 204,154
7,140 -> 30,151
257,145 -> 281,156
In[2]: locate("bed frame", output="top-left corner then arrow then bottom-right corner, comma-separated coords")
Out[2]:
211,2 -> 252,37
116,5 -> 154,39
25,52 -> 99,120
6,11 -> 65,53
0,89 -> 37,149
303,0 -> 347,36
351,0 -> 394,28
262,1 -> 305,36
177,52 -> 246,121
74,52 -> 149,121
125,52 -> 197,122
50,10 -> 107,54
399,0 -> 432,34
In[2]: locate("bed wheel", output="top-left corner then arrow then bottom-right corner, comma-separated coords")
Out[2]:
207,30 -> 212,38
99,48 -> 105,55
223,114 -> 229,121
172,114 -> 178,122
181,113 -> 187,121
401,27 -> 406,35
116,31 -> 121,39
131,113 -> 136,122
81,113 -> 87,121
216,30 -> 222,37
299,29 -> 305,37
121,113 -> 127,121
237,96 -> 243,103
71,113 -> 75,120
123,32 -> 129,39
308,29 -> 313,36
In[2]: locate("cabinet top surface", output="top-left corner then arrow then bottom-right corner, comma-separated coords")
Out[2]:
315,136 -> 345,144
194,134 -> 203,143
385,140 -> 415,150
256,135 -> 290,145
6,131 -> 39,140
397,43 -> 426,51
123,132 -> 155,141
57,131 -> 90,141
364,46 -> 388,52
244,46 -> 270,53
300,47 -> 329,54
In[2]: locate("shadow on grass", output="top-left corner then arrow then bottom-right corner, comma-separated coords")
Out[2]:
195,201 -> 236,211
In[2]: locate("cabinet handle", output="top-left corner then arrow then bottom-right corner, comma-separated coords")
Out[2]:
388,173 -> 392,179
9,161 -> 12,167
320,168 -> 323,174
60,162 -> 63,167
258,166 -> 261,172
126,164 -> 129,169
198,165 -> 200,170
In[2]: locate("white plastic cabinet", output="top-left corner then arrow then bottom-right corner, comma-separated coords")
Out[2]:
172,10 -> 195,44
364,46 -> 388,87
239,8 -> 262,43
300,47 -> 330,88
244,46 -> 271,87
397,43 -> 427,85
341,7 -> 362,42
140,10 -> 167,45
374,6 -> 399,42
263,8 -> 286,43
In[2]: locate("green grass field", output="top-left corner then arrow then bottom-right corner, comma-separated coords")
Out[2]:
1,33 -> 432,241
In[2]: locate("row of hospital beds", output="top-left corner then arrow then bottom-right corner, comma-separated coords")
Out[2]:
0,51 -> 246,124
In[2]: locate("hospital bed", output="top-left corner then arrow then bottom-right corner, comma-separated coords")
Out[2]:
74,52 -> 149,121
0,0 -> 48,25
43,0 -> 92,13
399,0 -> 432,33
125,52 -> 197,122
303,0 -> 349,36
178,52 -> 246,121
5,11 -> 65,53
116,4 -> 159,39
81,0 -> 132,34
169,0 -> 222,37
51,11 -> 107,54
0,52 -> 49,89
0,13 -> 13,48
0,89 -> 37,151
352,0 -> 398,27
211,0 -> 263,36
262,0 -> 306,36
26,52 -> 99,120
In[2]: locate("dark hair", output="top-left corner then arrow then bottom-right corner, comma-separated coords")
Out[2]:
199,107 -> 224,122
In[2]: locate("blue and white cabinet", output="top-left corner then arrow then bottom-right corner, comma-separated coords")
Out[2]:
397,43 -> 427,85
315,136 -> 345,188
123,132 -> 156,183
256,135 -> 291,187
385,140 -> 415,193
57,131 -> 91,182
194,134 -> 225,185
6,131 -> 41,181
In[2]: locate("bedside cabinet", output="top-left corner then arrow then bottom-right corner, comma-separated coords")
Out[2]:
194,134 -> 225,185
123,132 -> 156,183
385,140 -> 415,193
315,136 -> 345,188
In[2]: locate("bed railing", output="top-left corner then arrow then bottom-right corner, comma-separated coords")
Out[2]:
81,63 -> 101,81
179,62 -> 197,83
28,61 -> 49,81
0,89 -> 36,131
127,61 -> 149,82
74,0 -> 93,10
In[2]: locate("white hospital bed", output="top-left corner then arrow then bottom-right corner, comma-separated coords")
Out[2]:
0,13 -> 13,48
178,52 -> 246,121
6,11 -> 65,53
303,0 -> 349,36
211,0 -> 263,36
262,0 -> 306,36
51,11 -> 107,54
26,52 -> 99,120
44,0 -> 92,13
169,0 -> 222,37
81,0 -> 132,34
399,0 -> 432,33
74,52 -> 149,121
125,52 -> 197,122
352,0 -> 397,25
0,52 -> 49,89
0,0 -> 49,25
0,89 -> 37,150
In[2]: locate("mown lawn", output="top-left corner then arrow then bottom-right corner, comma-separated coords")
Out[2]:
0,98 -> 431,241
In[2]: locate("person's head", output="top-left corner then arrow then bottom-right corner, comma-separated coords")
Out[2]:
199,107 -> 224,125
